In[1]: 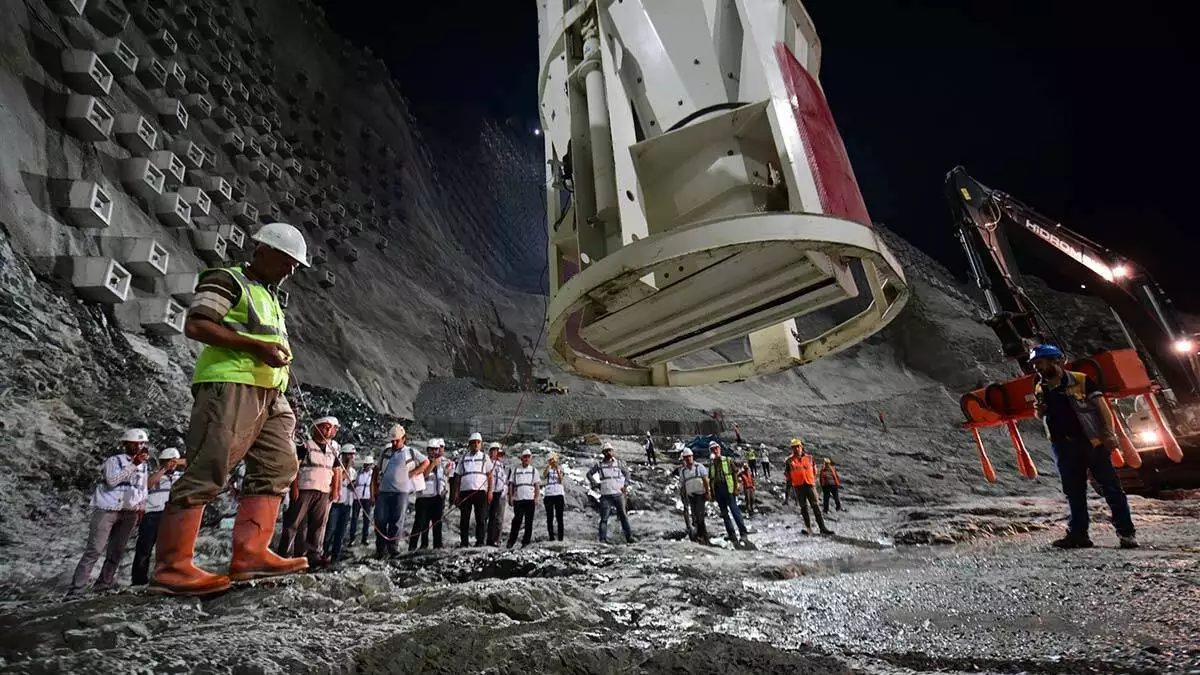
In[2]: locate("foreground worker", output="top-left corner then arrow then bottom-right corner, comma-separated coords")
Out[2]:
819,458 -> 843,514
375,425 -> 427,558
485,443 -> 509,546
349,454 -> 375,546
507,449 -> 541,548
278,417 -> 341,566
678,447 -> 711,544
71,428 -> 150,594
786,439 -> 832,536
707,441 -> 752,548
409,438 -> 447,551
542,452 -> 566,541
324,444 -> 357,563
154,222 -> 311,594
1030,344 -> 1137,549
453,433 -> 493,547
587,443 -> 635,544
131,448 -> 186,586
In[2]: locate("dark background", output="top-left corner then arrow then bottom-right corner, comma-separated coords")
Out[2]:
315,1 -> 1198,310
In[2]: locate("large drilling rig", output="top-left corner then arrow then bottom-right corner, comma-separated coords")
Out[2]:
535,1 -> 908,387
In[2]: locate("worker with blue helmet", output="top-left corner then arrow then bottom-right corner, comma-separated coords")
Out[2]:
1030,344 -> 1137,550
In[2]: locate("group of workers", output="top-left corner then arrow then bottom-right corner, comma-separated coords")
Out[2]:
63,223 -> 1139,598
70,420 -> 855,593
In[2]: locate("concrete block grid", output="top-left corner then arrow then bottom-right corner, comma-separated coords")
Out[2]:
5,0 -> 403,342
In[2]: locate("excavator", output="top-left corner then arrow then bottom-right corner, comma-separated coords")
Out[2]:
947,166 -> 1200,494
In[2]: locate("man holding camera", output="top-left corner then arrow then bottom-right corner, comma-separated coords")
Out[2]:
69,428 -> 152,594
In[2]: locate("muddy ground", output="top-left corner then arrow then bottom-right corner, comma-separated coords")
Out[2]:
1,479 -> 1197,675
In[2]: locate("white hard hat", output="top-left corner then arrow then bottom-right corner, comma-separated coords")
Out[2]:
361,454 -> 375,464
428,438 -> 445,448
521,448 -> 532,457
252,222 -> 309,266
340,444 -> 356,454
602,442 -> 614,451
708,440 -> 721,449
158,447 -> 181,460
468,432 -> 483,442
679,448 -> 693,458
759,443 -> 767,448
314,416 -> 339,428
122,428 -> 148,443
488,442 -> 502,450
391,424 -> 406,440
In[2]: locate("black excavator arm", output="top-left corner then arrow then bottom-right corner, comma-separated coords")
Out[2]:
945,166 -> 1200,404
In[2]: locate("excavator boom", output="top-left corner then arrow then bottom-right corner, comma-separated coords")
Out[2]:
946,167 -> 1198,493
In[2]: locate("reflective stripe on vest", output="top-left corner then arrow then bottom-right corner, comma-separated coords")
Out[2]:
459,455 -> 486,476
710,456 -> 735,493
192,266 -> 290,392
298,441 -> 336,491
511,466 -> 537,500
1035,370 -> 1107,446
491,463 -> 508,493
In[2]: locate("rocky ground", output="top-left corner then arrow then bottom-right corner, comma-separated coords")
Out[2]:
2,440 -> 1197,675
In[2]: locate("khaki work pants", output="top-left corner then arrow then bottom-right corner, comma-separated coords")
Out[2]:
170,382 -> 298,508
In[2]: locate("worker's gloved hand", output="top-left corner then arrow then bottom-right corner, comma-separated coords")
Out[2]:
251,340 -> 291,368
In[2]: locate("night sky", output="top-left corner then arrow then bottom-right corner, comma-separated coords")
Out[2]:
316,2 -> 1197,309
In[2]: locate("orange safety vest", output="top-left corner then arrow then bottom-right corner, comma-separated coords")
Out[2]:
785,454 -> 815,487
738,468 -> 754,490
819,466 -> 841,487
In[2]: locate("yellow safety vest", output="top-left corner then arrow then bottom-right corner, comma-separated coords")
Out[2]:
192,266 -> 290,392
1034,370 -> 1106,447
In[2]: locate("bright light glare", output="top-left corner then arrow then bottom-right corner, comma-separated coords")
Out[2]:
1137,429 -> 1159,444
1173,338 -> 1195,354
1112,264 -> 1129,278
533,128 -> 542,136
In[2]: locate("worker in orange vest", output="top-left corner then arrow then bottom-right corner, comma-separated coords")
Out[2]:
736,460 -> 755,517
785,439 -> 832,536
819,458 -> 843,514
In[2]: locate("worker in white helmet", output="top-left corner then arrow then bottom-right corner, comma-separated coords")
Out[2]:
70,428 -> 152,594
586,442 -> 635,544
373,424 -> 427,558
154,222 -> 311,595
759,443 -> 772,480
542,452 -> 566,541
409,438 -> 447,551
485,442 -> 510,546
678,445 -> 712,545
277,416 -> 341,566
322,444 -> 357,563
349,454 -> 375,547
453,432 -> 493,547
131,448 -> 187,586
506,449 -> 541,548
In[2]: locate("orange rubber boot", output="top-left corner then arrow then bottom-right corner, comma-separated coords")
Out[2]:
150,506 -> 232,595
229,495 -> 309,581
